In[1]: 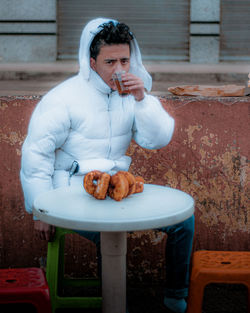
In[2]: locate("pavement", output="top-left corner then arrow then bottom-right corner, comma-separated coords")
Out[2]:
0,283 -> 248,313
0,61 -> 250,96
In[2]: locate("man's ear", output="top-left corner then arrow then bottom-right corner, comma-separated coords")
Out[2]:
90,57 -> 96,71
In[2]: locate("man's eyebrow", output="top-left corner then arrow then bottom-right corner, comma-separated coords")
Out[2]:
104,57 -> 130,62
104,58 -> 117,63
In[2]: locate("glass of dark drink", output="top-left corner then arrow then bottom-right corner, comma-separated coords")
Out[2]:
112,71 -> 129,96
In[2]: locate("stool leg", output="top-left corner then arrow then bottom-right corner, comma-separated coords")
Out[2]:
30,291 -> 52,313
58,231 -> 66,291
247,283 -> 250,313
46,228 -> 102,311
46,228 -> 63,313
187,281 -> 205,313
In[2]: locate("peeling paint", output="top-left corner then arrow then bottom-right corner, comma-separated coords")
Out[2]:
0,95 -> 249,281
185,125 -> 202,145
201,135 -> 213,147
181,124 -> 249,234
0,101 -> 8,111
0,130 -> 25,146
128,230 -> 166,245
16,148 -> 21,156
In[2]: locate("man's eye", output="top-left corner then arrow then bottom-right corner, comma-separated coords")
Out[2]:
106,60 -> 114,65
122,59 -> 129,64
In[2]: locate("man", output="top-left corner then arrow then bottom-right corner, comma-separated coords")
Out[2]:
20,18 -> 194,313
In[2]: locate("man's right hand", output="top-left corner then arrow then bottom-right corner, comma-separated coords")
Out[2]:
34,220 -> 55,241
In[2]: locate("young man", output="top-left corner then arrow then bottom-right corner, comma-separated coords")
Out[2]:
20,18 -> 194,313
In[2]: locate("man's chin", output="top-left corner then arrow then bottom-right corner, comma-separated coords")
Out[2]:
109,83 -> 117,91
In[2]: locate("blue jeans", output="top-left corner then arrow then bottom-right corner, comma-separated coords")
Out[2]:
160,215 -> 195,299
74,214 -> 195,299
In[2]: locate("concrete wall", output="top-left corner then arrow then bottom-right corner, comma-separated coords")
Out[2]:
0,0 -> 57,62
190,0 -> 220,63
0,95 -> 249,282
1,0 -> 250,63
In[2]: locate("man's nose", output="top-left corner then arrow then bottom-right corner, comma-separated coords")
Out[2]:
114,62 -> 123,73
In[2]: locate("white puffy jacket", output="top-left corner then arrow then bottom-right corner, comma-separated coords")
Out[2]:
20,18 -> 174,215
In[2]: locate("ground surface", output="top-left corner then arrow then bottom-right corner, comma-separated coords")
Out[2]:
0,283 -> 248,313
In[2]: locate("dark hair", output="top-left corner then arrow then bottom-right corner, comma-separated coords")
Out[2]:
90,21 -> 134,60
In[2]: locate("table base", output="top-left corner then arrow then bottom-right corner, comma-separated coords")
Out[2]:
101,232 -> 127,313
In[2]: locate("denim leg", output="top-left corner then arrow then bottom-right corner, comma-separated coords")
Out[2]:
160,215 -> 195,299
74,230 -> 101,277
74,230 -> 101,245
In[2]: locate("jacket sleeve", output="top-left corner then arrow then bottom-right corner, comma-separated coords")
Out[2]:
133,94 -> 175,149
20,97 -> 70,216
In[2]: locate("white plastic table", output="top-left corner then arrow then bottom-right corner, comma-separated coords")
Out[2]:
33,184 -> 194,313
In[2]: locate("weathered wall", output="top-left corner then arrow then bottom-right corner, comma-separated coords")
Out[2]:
0,95 -> 249,282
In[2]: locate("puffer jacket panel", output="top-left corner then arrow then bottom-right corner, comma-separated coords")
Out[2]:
20,18 -> 175,216
59,79 -> 134,161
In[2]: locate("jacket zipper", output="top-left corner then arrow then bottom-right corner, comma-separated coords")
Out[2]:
107,92 -> 112,158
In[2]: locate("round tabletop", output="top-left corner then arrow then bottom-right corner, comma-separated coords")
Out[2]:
33,184 -> 194,232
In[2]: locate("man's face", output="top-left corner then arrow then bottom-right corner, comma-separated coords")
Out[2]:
90,44 -> 130,90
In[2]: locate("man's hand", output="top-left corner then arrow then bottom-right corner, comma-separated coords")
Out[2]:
34,220 -> 55,241
122,73 -> 145,101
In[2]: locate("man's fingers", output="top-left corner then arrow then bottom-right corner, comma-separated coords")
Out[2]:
127,83 -> 144,90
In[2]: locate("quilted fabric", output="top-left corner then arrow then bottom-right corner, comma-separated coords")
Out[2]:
20,18 -> 174,214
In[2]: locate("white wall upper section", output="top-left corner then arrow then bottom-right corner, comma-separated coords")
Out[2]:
191,0 -> 220,22
0,0 -> 56,20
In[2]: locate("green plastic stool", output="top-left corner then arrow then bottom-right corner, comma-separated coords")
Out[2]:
46,227 -> 102,312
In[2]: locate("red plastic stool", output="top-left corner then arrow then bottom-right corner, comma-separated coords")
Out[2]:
0,267 -> 52,313
187,250 -> 250,313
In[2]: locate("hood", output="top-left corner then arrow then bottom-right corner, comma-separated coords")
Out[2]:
78,17 -> 152,92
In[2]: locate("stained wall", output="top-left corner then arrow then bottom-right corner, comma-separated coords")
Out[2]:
0,95 -> 249,282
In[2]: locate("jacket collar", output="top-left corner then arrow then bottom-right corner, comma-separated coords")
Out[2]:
89,68 -> 112,95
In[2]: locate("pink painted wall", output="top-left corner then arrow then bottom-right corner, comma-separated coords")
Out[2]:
0,95 -> 249,282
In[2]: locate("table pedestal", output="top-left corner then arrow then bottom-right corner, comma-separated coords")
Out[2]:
101,232 -> 127,313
